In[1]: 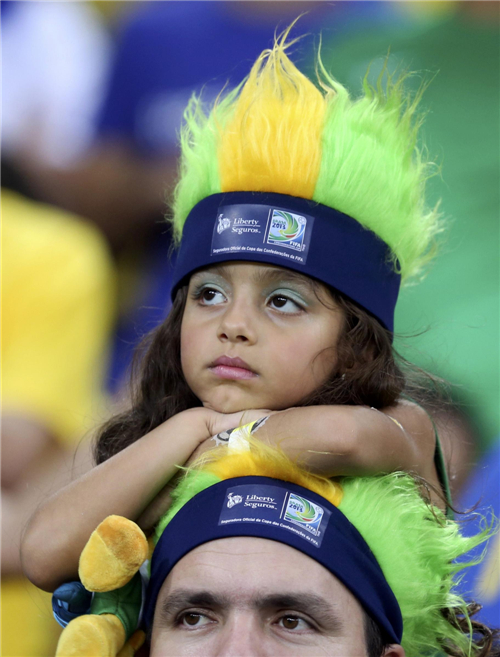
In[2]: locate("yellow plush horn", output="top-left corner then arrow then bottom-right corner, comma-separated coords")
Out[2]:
218,29 -> 328,199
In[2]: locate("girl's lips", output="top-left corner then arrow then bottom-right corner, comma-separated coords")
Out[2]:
209,365 -> 257,380
209,356 -> 258,381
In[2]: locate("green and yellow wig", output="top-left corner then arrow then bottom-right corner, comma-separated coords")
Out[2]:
171,30 -> 441,283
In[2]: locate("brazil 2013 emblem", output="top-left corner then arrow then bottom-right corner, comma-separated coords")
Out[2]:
284,493 -> 324,536
266,209 -> 307,252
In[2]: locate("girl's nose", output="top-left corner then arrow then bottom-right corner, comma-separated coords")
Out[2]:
217,300 -> 257,345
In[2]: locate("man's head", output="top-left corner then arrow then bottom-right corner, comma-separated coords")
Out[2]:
150,536 -> 403,657
143,440 -> 490,657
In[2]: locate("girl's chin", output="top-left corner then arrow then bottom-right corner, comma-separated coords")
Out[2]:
203,401 -> 255,414
202,394 -> 264,415
202,396 -> 287,416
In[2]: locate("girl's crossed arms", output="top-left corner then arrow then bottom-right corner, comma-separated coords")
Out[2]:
22,263 -> 439,593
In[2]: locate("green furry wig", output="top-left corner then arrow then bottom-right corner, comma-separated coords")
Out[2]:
154,440 -> 492,657
170,30 -> 442,283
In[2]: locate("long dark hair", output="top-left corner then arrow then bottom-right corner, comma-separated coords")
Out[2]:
94,283 -> 436,464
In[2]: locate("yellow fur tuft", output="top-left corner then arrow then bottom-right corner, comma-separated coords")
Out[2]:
218,30 -> 327,199
197,438 -> 343,507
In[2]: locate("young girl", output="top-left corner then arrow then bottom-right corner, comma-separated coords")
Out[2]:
22,34 -> 446,595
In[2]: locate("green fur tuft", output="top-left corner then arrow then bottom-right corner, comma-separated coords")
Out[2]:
154,470 -> 220,541
313,62 -> 442,281
170,87 -> 239,244
338,474 -> 490,657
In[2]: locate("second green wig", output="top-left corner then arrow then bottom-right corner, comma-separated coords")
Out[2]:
155,439 -> 492,657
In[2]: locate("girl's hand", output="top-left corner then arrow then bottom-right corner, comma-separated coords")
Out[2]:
138,409 -> 275,531
190,408 -> 278,465
203,408 -> 275,439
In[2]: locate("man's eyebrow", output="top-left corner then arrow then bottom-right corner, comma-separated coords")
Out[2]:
156,589 -> 344,633
159,589 -> 228,621
256,592 -> 344,632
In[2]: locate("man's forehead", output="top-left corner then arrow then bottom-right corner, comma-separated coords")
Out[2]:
168,535 -> 327,577
158,536 -> 358,608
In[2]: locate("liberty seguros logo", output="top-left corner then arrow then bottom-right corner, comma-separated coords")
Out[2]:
217,213 -> 262,236
226,491 -> 278,510
226,492 -> 243,508
217,214 -> 231,234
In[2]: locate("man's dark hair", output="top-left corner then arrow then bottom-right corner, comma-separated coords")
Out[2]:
364,612 -> 387,657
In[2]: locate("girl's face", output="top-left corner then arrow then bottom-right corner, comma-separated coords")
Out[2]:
180,263 -> 344,413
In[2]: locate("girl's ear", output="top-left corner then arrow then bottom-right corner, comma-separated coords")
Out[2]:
382,645 -> 405,657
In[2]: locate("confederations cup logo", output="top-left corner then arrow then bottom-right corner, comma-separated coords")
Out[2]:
267,209 -> 307,251
284,493 -> 324,535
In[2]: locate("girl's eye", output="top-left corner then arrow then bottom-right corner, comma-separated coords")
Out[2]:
196,287 -> 226,306
268,293 -> 304,314
179,612 -> 212,628
276,615 -> 312,632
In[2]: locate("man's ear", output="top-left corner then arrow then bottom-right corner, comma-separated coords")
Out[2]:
382,645 -> 405,657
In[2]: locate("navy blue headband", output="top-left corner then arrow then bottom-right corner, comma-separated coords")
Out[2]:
143,476 -> 403,643
170,192 -> 401,331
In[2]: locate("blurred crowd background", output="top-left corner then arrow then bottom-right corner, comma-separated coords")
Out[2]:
1,1 -> 498,655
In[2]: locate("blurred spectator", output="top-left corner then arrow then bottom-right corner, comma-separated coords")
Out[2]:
319,1 -> 499,450
1,0 -> 111,170
1,189 -> 115,656
455,439 -> 500,628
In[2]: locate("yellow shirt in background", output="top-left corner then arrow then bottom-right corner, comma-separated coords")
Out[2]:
1,190 -> 115,656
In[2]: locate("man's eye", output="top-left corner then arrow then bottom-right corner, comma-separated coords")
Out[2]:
277,615 -> 312,631
179,612 -> 211,628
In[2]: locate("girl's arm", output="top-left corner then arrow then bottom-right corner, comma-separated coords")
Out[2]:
248,400 -> 439,487
21,407 -> 266,592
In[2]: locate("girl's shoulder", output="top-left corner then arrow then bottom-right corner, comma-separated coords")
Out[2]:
385,399 -> 453,515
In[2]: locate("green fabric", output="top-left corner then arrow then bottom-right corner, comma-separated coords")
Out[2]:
321,9 -> 499,447
434,432 -> 454,520
90,573 -> 143,640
